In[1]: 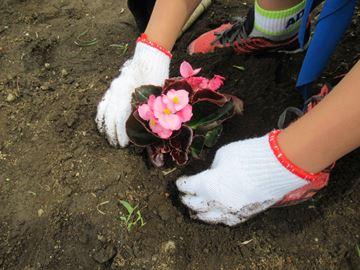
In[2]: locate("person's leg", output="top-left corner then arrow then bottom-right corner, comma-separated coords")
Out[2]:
251,0 -> 305,40
279,60 -> 360,173
176,61 -> 360,226
259,0 -> 305,10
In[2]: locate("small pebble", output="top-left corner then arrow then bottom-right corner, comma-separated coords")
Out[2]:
44,63 -> 50,69
61,68 -> 69,77
38,209 -> 44,217
176,216 -> 183,224
6,93 -> 16,102
161,240 -> 176,254
40,85 -> 49,91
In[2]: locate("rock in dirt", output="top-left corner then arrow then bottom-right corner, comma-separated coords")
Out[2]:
6,93 -> 17,102
37,209 -> 44,217
176,216 -> 183,224
61,68 -> 69,77
93,245 -> 117,264
110,253 -> 126,269
161,240 -> 176,254
40,82 -> 53,91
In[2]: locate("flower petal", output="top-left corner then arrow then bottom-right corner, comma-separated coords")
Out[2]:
159,114 -> 182,131
186,77 -> 209,91
177,104 -> 193,122
148,95 -> 156,110
157,128 -> 173,139
138,104 -> 152,121
162,95 -> 176,113
207,75 -> 225,91
173,90 -> 189,111
149,119 -> 172,139
153,96 -> 166,119
180,61 -> 201,78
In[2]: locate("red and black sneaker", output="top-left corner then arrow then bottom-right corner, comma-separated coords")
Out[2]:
188,7 -> 311,55
277,84 -> 332,130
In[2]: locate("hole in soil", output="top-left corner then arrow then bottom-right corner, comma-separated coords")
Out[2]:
166,180 -> 190,219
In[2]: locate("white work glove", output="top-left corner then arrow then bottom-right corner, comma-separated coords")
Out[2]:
96,39 -> 171,147
176,131 -> 315,226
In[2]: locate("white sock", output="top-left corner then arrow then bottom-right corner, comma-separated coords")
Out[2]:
250,0 -> 306,41
176,133 -> 308,226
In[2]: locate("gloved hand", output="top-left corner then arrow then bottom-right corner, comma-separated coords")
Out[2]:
176,130 -> 329,226
96,34 -> 171,147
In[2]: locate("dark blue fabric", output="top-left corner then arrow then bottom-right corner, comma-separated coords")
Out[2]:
296,0 -> 356,99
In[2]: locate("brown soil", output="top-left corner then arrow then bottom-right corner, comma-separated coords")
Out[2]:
1,1 -> 360,269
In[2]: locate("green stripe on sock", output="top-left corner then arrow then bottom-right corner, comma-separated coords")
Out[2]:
255,0 -> 306,19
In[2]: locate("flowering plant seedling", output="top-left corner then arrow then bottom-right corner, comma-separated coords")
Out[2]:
126,61 -> 244,167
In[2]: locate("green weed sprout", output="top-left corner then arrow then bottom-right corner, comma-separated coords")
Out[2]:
119,200 -> 145,231
74,30 -> 98,47
357,244 -> 360,258
110,43 -> 129,55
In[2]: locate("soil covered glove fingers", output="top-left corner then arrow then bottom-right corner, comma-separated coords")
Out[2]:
196,209 -> 243,226
176,133 -> 311,226
180,194 -> 212,213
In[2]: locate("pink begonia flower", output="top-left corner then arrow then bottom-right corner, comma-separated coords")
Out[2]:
176,104 -> 193,122
186,76 -> 209,91
138,95 -> 173,139
138,95 -> 156,120
139,105 -> 173,139
149,118 -> 173,139
163,89 -> 189,112
207,75 -> 225,91
138,104 -> 152,121
137,89 -> 193,139
153,96 -> 182,131
180,61 -> 201,78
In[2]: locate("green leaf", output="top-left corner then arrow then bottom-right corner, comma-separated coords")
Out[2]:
204,125 -> 223,148
233,65 -> 245,71
119,200 -> 134,215
132,85 -> 162,107
190,135 -> 205,159
136,210 -> 146,227
187,101 -> 234,130
126,111 -> 162,147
